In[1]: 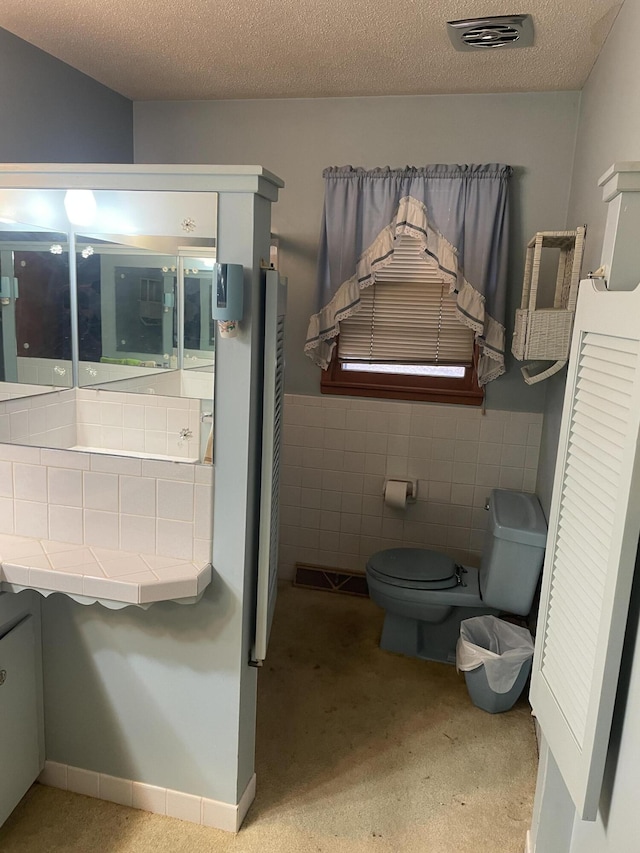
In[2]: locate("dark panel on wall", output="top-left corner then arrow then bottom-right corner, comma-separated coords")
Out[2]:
0,28 -> 133,163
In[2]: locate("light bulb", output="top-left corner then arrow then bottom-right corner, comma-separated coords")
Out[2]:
64,190 -> 97,226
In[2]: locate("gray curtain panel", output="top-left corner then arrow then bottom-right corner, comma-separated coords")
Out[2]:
305,164 -> 512,386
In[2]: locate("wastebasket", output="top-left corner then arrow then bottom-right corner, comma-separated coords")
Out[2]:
456,615 -> 534,714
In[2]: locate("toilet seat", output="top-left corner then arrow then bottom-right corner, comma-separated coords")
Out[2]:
366,548 -> 460,590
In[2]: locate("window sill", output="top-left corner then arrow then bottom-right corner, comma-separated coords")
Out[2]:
320,367 -> 484,406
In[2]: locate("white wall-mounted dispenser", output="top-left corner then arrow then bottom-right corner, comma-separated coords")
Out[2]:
212,263 -> 243,338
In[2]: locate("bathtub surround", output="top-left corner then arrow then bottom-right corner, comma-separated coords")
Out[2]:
279,394 -> 542,580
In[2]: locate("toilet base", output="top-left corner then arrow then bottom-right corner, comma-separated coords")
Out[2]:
380,607 -> 497,665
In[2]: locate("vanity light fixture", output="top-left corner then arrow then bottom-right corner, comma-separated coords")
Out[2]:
81,246 -> 94,259
64,189 -> 97,226
50,244 -> 63,255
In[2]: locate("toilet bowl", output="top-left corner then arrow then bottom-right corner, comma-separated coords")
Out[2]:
366,489 -> 547,664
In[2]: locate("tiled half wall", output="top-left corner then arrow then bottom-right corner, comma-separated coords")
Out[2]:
0,444 -> 213,563
279,394 -> 542,579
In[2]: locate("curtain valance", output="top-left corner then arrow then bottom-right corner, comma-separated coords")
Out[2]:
305,164 -> 512,385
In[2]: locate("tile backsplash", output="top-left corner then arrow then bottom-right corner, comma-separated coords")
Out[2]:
278,394 -> 542,579
0,444 -> 213,562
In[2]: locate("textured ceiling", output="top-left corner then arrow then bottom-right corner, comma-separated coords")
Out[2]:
0,0 -> 622,101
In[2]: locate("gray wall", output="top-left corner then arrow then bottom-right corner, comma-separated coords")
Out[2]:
0,28 -> 132,163
134,91 -> 581,411
534,1 -> 640,850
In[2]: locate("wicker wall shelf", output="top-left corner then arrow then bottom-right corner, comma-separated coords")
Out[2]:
512,226 -> 586,384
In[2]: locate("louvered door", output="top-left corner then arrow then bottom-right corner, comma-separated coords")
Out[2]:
530,279 -> 640,820
252,270 -> 287,664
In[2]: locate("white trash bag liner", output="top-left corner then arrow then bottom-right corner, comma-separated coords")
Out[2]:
456,615 -> 534,693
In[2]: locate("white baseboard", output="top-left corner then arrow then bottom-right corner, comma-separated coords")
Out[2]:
525,829 -> 533,853
38,761 -> 256,833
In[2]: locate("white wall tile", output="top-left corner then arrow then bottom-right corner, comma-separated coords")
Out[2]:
123,404 -> 145,429
501,444 -> 527,468
279,394 -> 544,577
67,767 -> 100,798
132,782 -> 166,815
39,761 -> 68,789
157,479 -> 194,522
84,510 -> 120,548
0,444 -> 40,463
101,426 -> 124,450
99,774 -> 133,807
14,463 -> 47,502
0,496 -> 14,533
142,459 -> 195,482
120,514 -> 157,553
49,505 -> 83,544
321,491 -> 342,512
300,488 -> 321,509
120,475 -> 156,517
84,471 -> 119,512
194,484 -> 213,539
0,461 -> 13,498
15,500 -> 48,538
91,454 -> 142,476
452,462 -> 476,485
48,467 -> 83,507
166,790 -> 202,823
156,519 -> 194,560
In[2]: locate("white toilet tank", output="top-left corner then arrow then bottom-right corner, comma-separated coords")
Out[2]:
479,489 -> 547,616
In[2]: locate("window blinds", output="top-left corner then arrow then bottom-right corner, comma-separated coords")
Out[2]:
338,236 -> 474,365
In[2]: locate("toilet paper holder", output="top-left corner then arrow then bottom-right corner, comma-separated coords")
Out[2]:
383,478 -> 418,503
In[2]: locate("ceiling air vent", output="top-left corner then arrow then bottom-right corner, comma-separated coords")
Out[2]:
447,15 -> 534,51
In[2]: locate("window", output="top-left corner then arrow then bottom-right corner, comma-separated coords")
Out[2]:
321,236 -> 484,405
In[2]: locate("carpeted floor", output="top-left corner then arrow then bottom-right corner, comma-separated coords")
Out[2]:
0,585 -> 537,852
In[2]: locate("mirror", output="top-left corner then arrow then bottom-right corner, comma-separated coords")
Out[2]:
183,256 -> 215,368
0,189 -> 217,400
0,221 -> 71,395
75,237 -> 179,386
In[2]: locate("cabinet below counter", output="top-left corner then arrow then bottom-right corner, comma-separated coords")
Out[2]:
0,590 -> 45,826
0,534 -> 212,608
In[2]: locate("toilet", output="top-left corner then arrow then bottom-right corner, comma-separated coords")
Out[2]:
366,489 -> 547,664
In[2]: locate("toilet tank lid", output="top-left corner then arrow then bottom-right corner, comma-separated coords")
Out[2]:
489,489 -> 547,548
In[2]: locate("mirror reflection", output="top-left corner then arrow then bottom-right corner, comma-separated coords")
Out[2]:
0,225 -> 71,395
0,184 -> 218,464
183,257 -> 215,367
76,237 -> 178,385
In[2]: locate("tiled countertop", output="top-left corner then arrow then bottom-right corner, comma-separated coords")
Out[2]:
0,534 -> 212,606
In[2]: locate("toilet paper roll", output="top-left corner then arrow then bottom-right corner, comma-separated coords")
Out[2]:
384,480 -> 408,510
